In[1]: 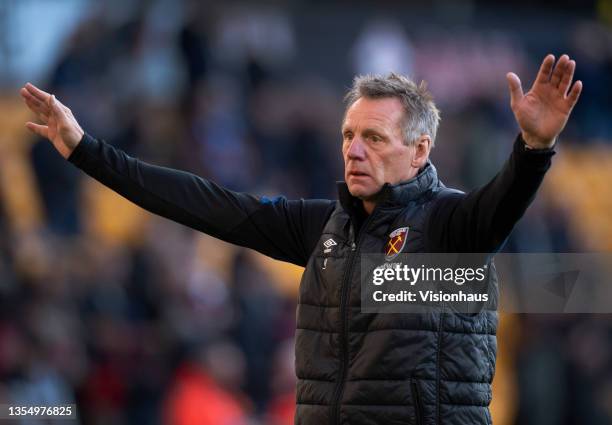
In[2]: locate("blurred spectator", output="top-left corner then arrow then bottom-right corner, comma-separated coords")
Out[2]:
351,17 -> 415,76
163,340 -> 252,425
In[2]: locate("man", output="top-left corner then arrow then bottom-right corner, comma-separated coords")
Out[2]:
20,54 -> 581,425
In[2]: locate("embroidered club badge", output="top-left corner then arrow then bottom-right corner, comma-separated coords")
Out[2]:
384,227 -> 409,261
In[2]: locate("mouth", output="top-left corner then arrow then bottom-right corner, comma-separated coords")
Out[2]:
348,171 -> 369,178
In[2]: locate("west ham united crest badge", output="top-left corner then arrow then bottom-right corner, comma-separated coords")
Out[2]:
384,227 -> 409,261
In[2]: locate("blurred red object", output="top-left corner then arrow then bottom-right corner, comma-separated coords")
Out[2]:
266,392 -> 295,425
163,363 -> 248,425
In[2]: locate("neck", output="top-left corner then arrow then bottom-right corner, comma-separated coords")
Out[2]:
363,200 -> 375,215
360,187 -> 387,215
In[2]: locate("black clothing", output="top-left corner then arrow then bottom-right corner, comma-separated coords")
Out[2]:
68,133 -> 554,424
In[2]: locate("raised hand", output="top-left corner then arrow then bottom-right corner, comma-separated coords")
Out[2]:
20,83 -> 84,159
506,54 -> 582,149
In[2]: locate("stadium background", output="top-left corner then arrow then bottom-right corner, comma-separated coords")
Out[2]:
1,0 -> 612,424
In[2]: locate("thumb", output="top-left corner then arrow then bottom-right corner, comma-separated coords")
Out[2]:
506,72 -> 524,107
25,122 -> 49,139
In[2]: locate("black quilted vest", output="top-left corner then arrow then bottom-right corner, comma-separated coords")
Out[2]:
294,162 -> 498,425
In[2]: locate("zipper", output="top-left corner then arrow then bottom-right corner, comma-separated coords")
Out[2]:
411,379 -> 423,425
330,212 -> 376,425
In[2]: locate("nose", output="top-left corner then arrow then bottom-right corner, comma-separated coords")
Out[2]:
345,136 -> 366,160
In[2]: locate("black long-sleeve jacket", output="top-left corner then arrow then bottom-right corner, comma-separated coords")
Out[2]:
68,134 -> 552,261
68,133 -> 554,425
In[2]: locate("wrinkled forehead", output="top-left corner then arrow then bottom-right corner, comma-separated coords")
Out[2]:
342,96 -> 406,131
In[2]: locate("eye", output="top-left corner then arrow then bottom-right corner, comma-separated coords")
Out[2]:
368,134 -> 383,143
343,131 -> 353,142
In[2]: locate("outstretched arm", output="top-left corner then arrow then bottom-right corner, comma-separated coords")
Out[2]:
20,84 -> 335,266
429,54 -> 582,253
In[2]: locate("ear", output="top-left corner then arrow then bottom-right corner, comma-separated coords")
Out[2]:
411,135 -> 432,168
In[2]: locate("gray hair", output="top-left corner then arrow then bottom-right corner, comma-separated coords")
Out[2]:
344,73 -> 441,147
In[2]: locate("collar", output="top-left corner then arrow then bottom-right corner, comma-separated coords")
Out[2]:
337,160 -> 439,214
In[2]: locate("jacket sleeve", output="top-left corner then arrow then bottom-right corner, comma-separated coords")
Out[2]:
68,134 -> 336,266
426,134 -> 555,253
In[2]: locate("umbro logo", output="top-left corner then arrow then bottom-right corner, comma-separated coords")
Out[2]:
323,238 -> 337,253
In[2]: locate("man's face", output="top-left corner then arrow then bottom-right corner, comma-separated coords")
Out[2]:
342,97 -> 419,200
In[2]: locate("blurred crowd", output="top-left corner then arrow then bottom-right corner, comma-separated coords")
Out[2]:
1,1 -> 612,424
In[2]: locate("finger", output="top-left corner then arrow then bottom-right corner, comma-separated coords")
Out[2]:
25,122 -> 49,139
506,72 -> 524,106
566,80 -> 583,109
22,92 -> 42,110
21,88 -> 46,109
535,54 -> 555,84
550,54 -> 569,88
20,87 -> 34,100
25,82 -> 52,103
559,60 -> 576,96
22,90 -> 50,115
48,95 -> 67,121
25,98 -> 49,123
